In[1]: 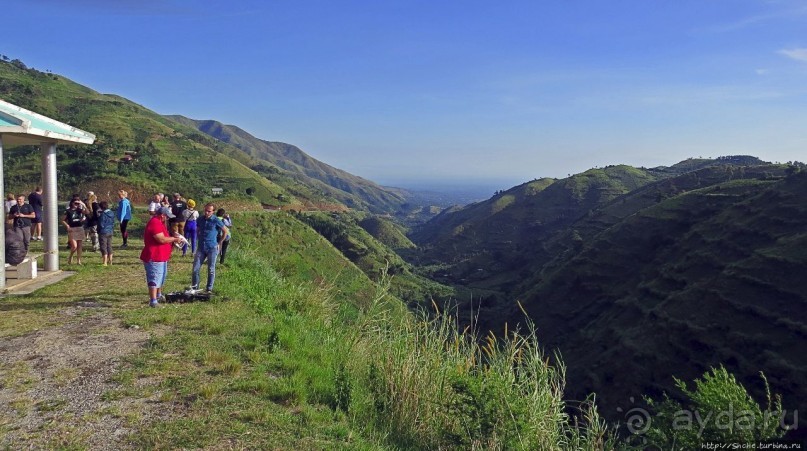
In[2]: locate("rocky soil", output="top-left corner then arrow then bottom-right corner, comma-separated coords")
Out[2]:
0,300 -> 165,449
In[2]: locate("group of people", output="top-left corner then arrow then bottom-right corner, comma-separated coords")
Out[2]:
139,192 -> 231,308
61,190 -> 130,266
4,188 -> 233,309
63,190 -> 234,307
4,187 -> 117,266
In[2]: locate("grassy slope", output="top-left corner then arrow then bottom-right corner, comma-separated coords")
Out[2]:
530,163 -> 791,287
0,210 -> 387,448
358,216 -> 416,250
0,209 -> 609,449
0,58 -> 446,311
294,211 -> 452,306
0,60 -> 334,209
410,166 -> 660,300
503,171 -> 807,425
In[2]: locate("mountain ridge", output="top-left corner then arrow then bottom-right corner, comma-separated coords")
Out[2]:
165,115 -> 409,214
406,156 -> 807,435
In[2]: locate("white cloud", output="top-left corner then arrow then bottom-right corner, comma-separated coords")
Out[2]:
778,48 -> 807,62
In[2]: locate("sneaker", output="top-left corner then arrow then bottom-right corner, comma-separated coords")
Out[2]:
204,288 -> 214,295
149,299 -> 159,308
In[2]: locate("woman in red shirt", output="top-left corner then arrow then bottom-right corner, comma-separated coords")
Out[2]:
141,207 -> 183,307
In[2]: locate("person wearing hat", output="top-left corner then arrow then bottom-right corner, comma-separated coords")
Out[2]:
140,206 -> 184,307
182,199 -> 199,256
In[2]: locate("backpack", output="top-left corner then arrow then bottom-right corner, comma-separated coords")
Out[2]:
5,228 -> 26,265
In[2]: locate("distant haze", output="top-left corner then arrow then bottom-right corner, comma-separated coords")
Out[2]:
380,178 -> 518,202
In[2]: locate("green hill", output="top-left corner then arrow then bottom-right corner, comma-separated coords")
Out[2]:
357,216 -> 416,251
0,60 -> 304,207
0,57 -> 455,309
411,165 -> 661,298
502,170 -> 807,425
410,156 -> 807,432
167,116 -> 409,214
294,211 -> 451,306
0,56 -> 795,447
0,59 -> 406,212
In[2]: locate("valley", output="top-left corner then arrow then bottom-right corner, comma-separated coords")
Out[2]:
2,57 -> 804,446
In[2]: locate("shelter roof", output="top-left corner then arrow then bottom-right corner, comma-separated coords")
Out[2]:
0,98 -> 95,146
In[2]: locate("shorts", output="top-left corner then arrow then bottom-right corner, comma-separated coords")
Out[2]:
99,233 -> 113,256
32,211 -> 42,224
171,220 -> 186,236
68,227 -> 85,241
143,260 -> 168,288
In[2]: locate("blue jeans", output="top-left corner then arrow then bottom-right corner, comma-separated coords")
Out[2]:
192,245 -> 219,290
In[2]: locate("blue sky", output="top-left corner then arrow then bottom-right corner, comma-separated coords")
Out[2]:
4,0 -> 807,189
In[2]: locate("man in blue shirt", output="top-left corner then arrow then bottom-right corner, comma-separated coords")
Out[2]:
191,202 -> 229,293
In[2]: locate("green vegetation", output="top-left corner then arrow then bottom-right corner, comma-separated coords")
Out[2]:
347,302 -> 611,449
2,56 -> 801,447
408,160 -> 806,438
358,215 -> 416,250
0,60 -> 298,207
293,211 -> 452,306
0,211 -> 604,449
641,367 -> 785,449
167,116 -> 410,215
2,208 -> 790,448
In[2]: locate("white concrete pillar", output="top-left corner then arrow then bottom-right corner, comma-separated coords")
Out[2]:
0,135 -> 6,289
41,141 -> 59,271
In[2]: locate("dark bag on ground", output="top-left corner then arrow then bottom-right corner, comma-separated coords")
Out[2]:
5,228 -> 27,265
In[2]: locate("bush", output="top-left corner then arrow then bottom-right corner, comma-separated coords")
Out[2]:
639,367 -> 785,449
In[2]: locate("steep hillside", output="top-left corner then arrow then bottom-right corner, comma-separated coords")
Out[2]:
531,162 -> 790,284
495,169 -> 807,428
235,211 -> 380,309
167,116 -> 409,214
411,166 -> 661,296
294,211 -> 451,306
405,156 -> 806,433
0,59 -> 348,210
357,216 -> 416,250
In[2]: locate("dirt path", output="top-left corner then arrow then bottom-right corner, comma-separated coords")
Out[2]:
0,300 -> 162,449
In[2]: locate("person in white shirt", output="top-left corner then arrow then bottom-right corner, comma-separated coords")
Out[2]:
148,193 -> 163,216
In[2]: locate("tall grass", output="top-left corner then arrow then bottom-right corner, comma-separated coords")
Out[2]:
225,213 -> 612,449
344,280 -> 611,450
